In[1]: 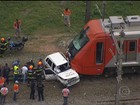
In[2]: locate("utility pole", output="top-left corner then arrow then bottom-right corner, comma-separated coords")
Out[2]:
110,27 -> 125,105
115,30 -> 125,105
85,1 -> 91,23
102,1 -> 106,22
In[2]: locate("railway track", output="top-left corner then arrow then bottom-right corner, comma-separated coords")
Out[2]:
97,98 -> 140,105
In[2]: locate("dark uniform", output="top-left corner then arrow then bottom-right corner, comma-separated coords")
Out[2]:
0,38 -> 8,57
36,66 -> 44,82
30,80 -> 36,100
26,60 -> 35,69
2,63 -> 11,85
27,69 -> 36,86
37,81 -> 44,101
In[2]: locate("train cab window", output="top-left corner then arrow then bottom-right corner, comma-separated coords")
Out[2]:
73,27 -> 90,50
129,41 -> 136,51
96,42 -> 104,63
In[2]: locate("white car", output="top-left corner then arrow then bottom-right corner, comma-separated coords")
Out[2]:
44,52 -> 80,87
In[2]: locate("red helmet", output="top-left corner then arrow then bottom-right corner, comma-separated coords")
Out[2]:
29,65 -> 33,70
38,61 -> 43,66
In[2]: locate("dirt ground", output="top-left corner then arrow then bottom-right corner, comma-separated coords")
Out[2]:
1,34 -> 140,105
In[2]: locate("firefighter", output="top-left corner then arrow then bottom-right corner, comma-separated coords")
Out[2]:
62,86 -> 70,105
0,38 -> 8,57
26,59 -> 35,69
27,65 -> 36,86
1,63 -> 11,85
63,8 -> 71,27
36,61 -> 44,82
13,81 -> 19,101
30,80 -> 36,100
13,65 -> 20,83
36,81 -> 44,101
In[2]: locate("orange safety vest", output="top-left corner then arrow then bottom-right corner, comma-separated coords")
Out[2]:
13,20 -> 21,29
0,77 -> 5,86
14,84 -> 19,92
63,9 -> 71,16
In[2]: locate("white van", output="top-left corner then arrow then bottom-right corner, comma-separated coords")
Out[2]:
44,52 -> 80,87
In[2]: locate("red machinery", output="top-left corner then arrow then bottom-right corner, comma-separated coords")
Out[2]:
67,15 -> 140,75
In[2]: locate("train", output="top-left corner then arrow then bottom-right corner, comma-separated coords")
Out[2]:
67,15 -> 140,76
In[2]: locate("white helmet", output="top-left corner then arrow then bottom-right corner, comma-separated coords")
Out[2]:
15,81 -> 19,83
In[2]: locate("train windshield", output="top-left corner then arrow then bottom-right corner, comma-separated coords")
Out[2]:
68,26 -> 89,59
73,27 -> 89,50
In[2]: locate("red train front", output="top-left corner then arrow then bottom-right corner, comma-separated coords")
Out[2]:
67,15 -> 140,75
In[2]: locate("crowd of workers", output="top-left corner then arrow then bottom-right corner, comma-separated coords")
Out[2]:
0,6 -> 72,105
0,58 -> 45,104
0,58 -> 70,105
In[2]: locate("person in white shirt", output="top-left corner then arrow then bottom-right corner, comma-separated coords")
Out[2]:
62,86 -> 70,105
0,84 -> 8,104
21,64 -> 28,84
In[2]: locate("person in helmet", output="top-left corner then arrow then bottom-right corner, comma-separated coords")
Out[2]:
0,37 -> 8,57
26,59 -> 35,69
13,80 -> 19,101
27,65 -> 36,86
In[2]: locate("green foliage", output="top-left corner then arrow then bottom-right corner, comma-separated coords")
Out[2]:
0,1 -> 140,37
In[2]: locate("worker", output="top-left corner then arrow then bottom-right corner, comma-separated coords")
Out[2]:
1,63 -> 11,85
30,80 -> 36,100
13,19 -> 22,38
13,81 -> 19,101
21,64 -> 28,84
26,59 -> 35,69
13,65 -> 20,83
36,81 -> 44,101
0,76 -> 5,89
12,59 -> 20,67
36,61 -> 44,82
0,84 -> 8,104
27,65 -> 36,86
62,86 -> 70,105
63,8 -> 71,27
0,38 -> 8,57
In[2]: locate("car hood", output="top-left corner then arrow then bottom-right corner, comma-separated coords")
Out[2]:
58,69 -> 79,79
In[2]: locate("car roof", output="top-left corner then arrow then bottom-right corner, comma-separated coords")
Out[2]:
47,52 -> 68,66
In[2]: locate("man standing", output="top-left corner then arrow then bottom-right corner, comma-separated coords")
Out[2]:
62,86 -> 70,105
30,80 -> 36,100
0,38 -> 8,57
0,84 -> 8,104
13,19 -> 21,38
2,63 -> 11,85
36,61 -> 44,82
27,65 -> 36,86
13,81 -> 19,101
13,65 -> 20,83
21,64 -> 28,84
63,8 -> 71,27
37,81 -> 44,101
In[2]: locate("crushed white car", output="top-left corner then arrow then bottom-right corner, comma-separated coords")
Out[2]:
44,52 -> 80,87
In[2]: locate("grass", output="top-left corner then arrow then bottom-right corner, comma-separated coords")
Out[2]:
0,1 -> 140,37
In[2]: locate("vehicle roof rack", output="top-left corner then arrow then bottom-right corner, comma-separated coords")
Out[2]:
109,16 -> 125,29
125,15 -> 140,26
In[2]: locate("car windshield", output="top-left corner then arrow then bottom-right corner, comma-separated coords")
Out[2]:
58,63 -> 70,72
